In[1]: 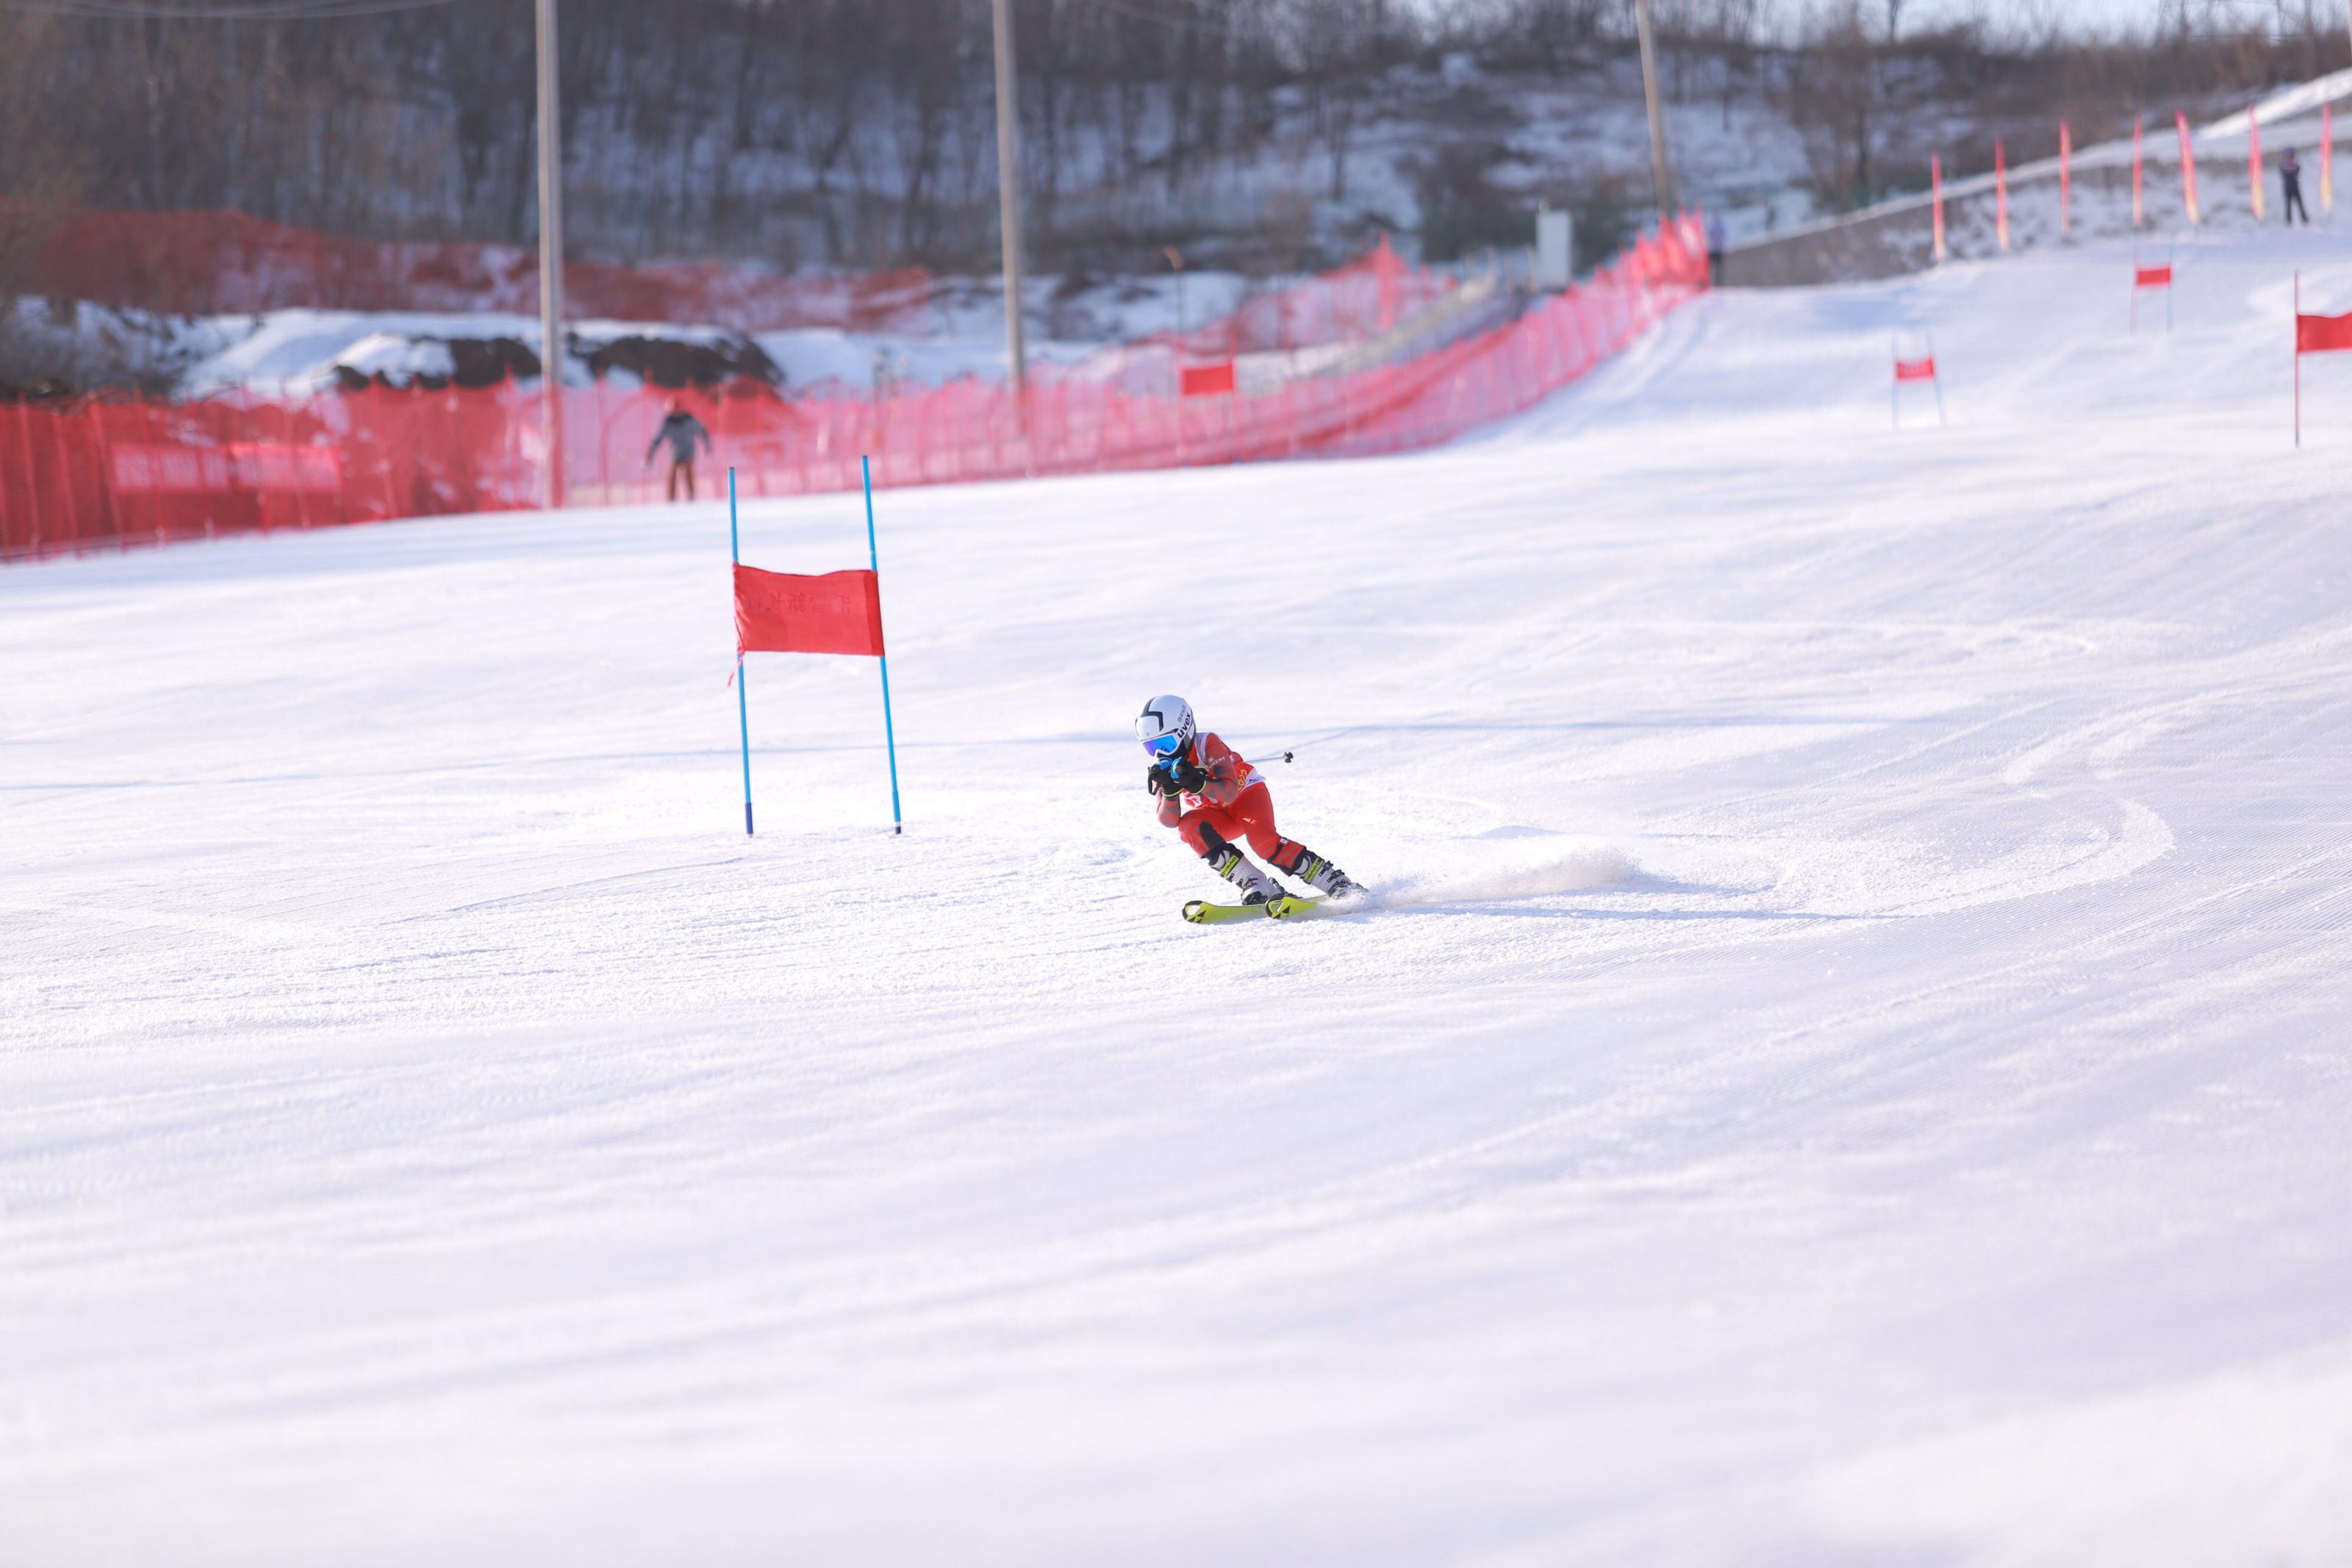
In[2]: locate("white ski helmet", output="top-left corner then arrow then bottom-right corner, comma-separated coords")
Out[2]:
1135,694 -> 1196,756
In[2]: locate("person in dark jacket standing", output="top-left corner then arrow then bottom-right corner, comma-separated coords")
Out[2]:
645,398 -> 713,500
2281,148 -> 2311,226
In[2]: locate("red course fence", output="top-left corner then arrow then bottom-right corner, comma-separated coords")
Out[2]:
1161,233 -> 1455,356
2,217 -> 1708,564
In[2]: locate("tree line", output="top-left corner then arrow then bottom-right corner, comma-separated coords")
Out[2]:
2,0 -> 2342,293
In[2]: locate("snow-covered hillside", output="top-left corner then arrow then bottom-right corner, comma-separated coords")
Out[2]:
2,267 -> 1270,399
7,227 -> 2352,1565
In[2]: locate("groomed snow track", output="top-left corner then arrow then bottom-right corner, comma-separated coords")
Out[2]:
6,227 -> 2351,1567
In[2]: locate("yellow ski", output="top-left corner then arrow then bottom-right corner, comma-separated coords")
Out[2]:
1182,894 -> 1330,924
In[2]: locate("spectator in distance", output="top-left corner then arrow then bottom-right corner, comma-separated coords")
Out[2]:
2281,148 -> 2310,227
646,398 -> 713,501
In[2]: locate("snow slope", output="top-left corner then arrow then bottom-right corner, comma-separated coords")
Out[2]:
168,306 -> 1077,397
7,228 -> 2352,1566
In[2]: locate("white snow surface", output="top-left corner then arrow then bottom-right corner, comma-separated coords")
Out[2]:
8,228 -> 2352,1565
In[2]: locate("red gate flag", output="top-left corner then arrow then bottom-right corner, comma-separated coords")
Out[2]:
1180,361 -> 1236,396
2249,104 -> 2265,222
2059,119 -> 2073,236
1931,153 -> 1946,263
2296,311 -> 2352,353
2177,110 -> 2201,225
1995,139 -> 2009,252
2136,265 -> 2173,289
2327,104 -> 2337,212
1894,356 -> 1937,381
734,564 -> 886,656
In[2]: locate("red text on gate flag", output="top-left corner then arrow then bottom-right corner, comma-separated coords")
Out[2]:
734,565 -> 886,658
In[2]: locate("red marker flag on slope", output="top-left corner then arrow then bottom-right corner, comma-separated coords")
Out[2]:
2177,110 -> 2201,226
2131,252 -> 2174,334
2293,274 -> 2351,447
1180,361 -> 1236,396
1892,340 -> 1944,428
734,565 -> 886,658
2295,310 -> 2352,354
726,459 -> 905,838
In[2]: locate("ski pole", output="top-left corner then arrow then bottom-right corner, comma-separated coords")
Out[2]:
731,467 -> 753,836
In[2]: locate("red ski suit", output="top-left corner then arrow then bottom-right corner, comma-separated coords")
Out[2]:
1156,731 -> 1304,867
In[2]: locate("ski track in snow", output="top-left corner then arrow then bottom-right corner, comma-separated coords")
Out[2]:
7,230 -> 2352,1567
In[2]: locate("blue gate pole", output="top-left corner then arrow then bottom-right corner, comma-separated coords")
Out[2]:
731,467 -> 753,835
862,455 -> 904,834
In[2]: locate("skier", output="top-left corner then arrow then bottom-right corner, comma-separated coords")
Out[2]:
645,398 -> 713,501
1136,694 -> 1360,907
2281,148 -> 2311,227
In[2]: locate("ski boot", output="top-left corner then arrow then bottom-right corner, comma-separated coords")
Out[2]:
1280,846 -> 1360,898
1208,842 -> 1282,905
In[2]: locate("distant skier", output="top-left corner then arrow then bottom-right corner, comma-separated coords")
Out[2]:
645,398 -> 712,500
2281,148 -> 2310,226
1136,695 -> 1359,907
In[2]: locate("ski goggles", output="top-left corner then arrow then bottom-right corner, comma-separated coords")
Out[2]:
1142,732 -> 1188,758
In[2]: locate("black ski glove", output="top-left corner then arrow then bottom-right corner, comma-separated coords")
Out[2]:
1147,759 -> 1207,796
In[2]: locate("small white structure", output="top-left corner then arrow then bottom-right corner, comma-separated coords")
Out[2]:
1536,207 -> 1575,291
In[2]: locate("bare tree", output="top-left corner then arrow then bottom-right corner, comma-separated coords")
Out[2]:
4,0 -> 2345,292
1784,0 -> 1884,209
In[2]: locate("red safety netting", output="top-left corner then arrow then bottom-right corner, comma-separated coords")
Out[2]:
1163,234 -> 1455,356
2,199 -> 931,332
1064,234 -> 1482,399
1,381 -> 541,559
3,217 -> 1707,564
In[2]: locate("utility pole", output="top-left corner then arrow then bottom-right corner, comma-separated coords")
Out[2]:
1632,0 -> 1676,221
535,0 -> 565,508
991,0 -> 1028,397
